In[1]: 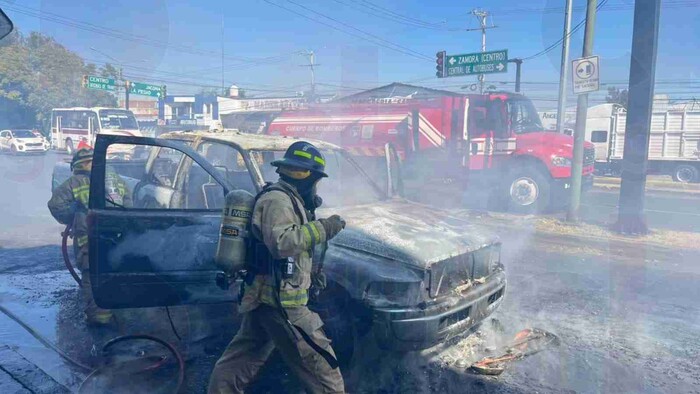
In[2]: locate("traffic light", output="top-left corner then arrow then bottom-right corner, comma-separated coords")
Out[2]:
436,51 -> 446,78
125,80 -> 131,91
160,85 -> 167,99
81,75 -> 88,88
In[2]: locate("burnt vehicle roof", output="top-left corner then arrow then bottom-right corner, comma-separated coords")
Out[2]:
159,130 -> 342,152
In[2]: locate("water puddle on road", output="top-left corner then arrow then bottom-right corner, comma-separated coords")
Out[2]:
0,270 -> 86,390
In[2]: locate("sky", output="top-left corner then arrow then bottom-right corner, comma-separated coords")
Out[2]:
2,0 -> 700,108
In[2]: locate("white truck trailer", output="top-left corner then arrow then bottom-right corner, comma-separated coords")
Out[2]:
539,104 -> 700,183
593,106 -> 700,183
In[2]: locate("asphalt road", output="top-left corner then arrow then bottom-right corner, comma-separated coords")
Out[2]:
581,188 -> 700,232
1,152 -> 699,393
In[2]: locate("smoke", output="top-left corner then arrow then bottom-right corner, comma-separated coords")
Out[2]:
107,224 -> 216,270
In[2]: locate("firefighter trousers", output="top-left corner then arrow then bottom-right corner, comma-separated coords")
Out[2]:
77,247 -> 113,324
208,304 -> 345,394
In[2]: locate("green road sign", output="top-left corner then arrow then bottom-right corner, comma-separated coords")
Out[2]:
84,75 -> 116,91
445,49 -> 508,77
129,82 -> 164,98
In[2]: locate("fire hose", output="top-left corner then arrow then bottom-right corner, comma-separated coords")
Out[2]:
0,304 -> 185,393
61,222 -> 82,286
0,226 -> 186,392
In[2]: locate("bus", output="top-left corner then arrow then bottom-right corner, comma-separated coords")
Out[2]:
50,107 -> 142,155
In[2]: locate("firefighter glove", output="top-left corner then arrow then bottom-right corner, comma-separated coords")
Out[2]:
319,215 -> 346,240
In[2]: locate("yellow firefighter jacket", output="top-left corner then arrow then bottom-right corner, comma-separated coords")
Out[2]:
238,180 -> 327,312
48,170 -> 131,248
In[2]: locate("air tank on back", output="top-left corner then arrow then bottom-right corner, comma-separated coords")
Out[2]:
215,189 -> 255,274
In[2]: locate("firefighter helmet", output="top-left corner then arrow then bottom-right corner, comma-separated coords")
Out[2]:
271,141 -> 328,178
71,147 -> 94,170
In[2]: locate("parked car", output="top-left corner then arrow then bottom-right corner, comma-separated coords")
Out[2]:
0,128 -> 50,154
66,130 -> 506,361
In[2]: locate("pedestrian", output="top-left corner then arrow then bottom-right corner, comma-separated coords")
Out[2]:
48,147 -> 131,325
208,141 -> 347,394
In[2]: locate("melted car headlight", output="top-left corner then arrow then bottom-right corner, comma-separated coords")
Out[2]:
551,155 -> 572,167
365,281 -> 423,307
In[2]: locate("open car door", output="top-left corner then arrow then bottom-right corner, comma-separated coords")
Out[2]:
88,134 -> 234,309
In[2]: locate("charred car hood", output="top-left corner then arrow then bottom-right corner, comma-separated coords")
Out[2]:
320,200 -> 497,270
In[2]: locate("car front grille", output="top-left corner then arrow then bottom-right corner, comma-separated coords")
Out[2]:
584,147 -> 595,166
429,245 -> 495,298
26,143 -> 43,147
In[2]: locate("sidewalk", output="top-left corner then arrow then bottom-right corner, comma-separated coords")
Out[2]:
455,208 -> 700,253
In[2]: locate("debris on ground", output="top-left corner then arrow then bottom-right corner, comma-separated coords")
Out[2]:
469,328 -> 561,376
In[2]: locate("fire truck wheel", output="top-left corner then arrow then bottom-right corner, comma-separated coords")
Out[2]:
672,164 -> 698,183
65,139 -> 74,155
507,167 -> 550,214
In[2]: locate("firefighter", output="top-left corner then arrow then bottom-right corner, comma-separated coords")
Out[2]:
208,141 -> 347,394
48,147 -> 131,325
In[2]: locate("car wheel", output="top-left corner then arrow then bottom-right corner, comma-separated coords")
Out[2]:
310,282 -> 365,367
65,139 -> 74,155
672,164 -> 698,183
506,167 -> 551,214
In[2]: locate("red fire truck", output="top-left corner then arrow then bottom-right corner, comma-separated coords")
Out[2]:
266,84 -> 594,213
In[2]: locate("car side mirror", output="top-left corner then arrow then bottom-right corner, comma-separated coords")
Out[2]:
384,142 -> 404,198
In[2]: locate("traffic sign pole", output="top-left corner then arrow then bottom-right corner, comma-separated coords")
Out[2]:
125,80 -> 130,111
567,0 -> 597,223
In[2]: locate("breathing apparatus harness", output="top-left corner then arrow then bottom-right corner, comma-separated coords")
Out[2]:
243,182 -> 338,369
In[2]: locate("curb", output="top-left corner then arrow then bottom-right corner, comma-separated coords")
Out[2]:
592,183 -> 700,196
594,177 -> 700,192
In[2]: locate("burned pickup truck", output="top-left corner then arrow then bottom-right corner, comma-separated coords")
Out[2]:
68,131 -> 505,355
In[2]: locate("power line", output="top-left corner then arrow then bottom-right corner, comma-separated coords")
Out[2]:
358,0 -> 450,28
522,0 -> 609,60
283,0 -> 433,60
0,1 -> 276,63
262,0 -> 432,61
330,0 -> 463,31
494,0 -> 698,16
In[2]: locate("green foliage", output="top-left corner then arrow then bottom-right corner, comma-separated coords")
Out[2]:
605,86 -> 628,109
0,30 -> 118,129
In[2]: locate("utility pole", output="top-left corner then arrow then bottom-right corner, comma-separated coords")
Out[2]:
221,15 -> 225,96
467,9 -> 497,94
614,0 -> 662,234
123,71 -> 130,111
508,58 -> 523,93
300,50 -> 320,102
90,46 -> 131,110
566,0 -> 597,222
556,0 -> 574,133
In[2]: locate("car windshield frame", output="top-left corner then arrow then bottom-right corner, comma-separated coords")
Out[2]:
506,97 -> 545,134
11,129 -> 36,138
248,147 -> 387,207
98,109 -> 139,130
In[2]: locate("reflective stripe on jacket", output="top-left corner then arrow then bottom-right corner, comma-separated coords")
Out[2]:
48,170 -> 131,248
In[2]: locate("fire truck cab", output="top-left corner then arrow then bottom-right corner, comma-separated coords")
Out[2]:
267,84 -> 594,213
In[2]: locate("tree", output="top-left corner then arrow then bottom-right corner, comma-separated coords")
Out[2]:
0,30 -> 117,130
606,86 -> 628,108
